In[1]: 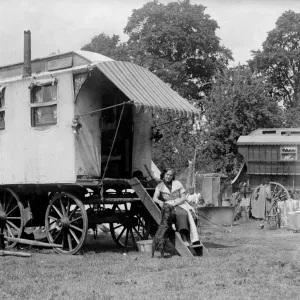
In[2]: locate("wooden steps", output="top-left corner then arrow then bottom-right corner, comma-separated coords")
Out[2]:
129,178 -> 203,257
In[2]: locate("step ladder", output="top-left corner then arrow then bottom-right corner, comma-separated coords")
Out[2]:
129,177 -> 203,257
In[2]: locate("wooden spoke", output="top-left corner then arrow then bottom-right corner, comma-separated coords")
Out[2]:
116,227 -> 126,243
6,205 -> 19,217
60,198 -> 67,216
132,226 -> 143,239
124,228 -> 129,247
66,199 -> 71,215
4,195 -> 13,214
48,226 -> 58,234
5,224 -> 15,237
0,189 -> 24,249
70,224 -> 83,233
6,220 -> 20,231
113,224 -> 123,230
49,217 -> 58,225
6,217 -> 22,220
52,230 -> 62,243
68,205 -> 79,220
110,203 -> 152,249
69,216 -> 83,224
69,229 -> 80,244
45,192 -> 87,255
51,204 -> 63,219
129,228 -> 136,246
67,233 -> 73,251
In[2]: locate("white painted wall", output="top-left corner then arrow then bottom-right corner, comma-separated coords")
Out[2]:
0,72 -> 76,184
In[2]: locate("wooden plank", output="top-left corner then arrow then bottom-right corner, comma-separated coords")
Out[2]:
83,197 -> 140,205
0,250 -> 31,257
5,237 -> 62,248
129,178 -> 196,258
128,178 -> 161,224
174,232 -> 194,258
189,244 -> 204,256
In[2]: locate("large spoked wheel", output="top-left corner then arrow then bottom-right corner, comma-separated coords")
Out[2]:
45,192 -> 88,255
252,182 -> 290,204
269,182 -> 290,202
0,188 -> 24,249
109,203 -> 152,249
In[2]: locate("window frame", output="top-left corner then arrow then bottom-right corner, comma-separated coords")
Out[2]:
30,84 -> 58,127
280,146 -> 298,161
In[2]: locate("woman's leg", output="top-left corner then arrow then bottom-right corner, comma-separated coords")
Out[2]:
175,207 -> 190,243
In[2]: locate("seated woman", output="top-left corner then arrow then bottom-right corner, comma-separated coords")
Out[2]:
153,168 -> 200,246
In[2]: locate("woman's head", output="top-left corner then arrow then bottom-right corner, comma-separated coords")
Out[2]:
160,168 -> 176,182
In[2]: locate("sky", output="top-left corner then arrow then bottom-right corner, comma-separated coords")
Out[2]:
0,0 -> 299,67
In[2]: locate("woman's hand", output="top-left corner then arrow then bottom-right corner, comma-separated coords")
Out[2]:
165,200 -> 176,206
156,200 -> 164,208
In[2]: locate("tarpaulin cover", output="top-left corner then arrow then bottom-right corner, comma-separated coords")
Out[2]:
95,61 -> 199,117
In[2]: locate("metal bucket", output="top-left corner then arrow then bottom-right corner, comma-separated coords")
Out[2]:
136,240 -> 153,253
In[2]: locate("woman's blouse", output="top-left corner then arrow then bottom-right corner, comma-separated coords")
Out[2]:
153,180 -> 186,202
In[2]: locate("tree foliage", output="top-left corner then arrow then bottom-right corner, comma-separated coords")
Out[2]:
124,0 -> 232,104
202,66 -> 284,177
81,33 -> 130,61
151,114 -> 204,173
250,10 -> 300,125
122,0 -> 233,172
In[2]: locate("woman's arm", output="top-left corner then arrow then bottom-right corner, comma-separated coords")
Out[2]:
166,192 -> 186,207
153,187 -> 164,208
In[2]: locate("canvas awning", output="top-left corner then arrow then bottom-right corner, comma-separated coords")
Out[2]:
95,61 -> 199,117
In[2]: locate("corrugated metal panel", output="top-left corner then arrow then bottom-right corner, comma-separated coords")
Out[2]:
238,135 -> 300,145
95,61 -> 199,117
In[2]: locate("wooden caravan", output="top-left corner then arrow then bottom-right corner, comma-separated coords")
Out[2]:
0,31 -> 198,254
235,128 -> 300,202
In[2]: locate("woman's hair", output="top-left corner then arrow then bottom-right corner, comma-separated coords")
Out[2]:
160,168 -> 176,181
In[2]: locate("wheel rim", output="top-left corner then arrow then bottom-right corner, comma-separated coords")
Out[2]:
45,192 -> 88,255
110,203 -> 152,249
0,188 -> 24,249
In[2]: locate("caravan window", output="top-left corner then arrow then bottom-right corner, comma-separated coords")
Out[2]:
31,85 -> 57,127
280,146 -> 298,161
0,87 -> 5,130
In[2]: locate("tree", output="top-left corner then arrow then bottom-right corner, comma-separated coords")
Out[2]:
202,66 -> 284,177
151,114 -> 204,173
123,0 -> 232,171
124,0 -> 232,105
81,33 -> 130,61
250,10 -> 300,125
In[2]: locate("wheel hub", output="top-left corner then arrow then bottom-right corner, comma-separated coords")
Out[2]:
57,217 -> 70,230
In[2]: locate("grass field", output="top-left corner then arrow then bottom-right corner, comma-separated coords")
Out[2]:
1,220 -> 300,300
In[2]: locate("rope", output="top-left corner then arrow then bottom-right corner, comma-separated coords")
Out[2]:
98,103 -> 125,198
196,210 -> 229,232
76,100 -> 133,118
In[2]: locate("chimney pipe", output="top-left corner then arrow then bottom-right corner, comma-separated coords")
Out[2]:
23,30 -> 31,77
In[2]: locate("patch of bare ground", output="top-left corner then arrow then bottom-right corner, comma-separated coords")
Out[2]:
1,220 -> 300,300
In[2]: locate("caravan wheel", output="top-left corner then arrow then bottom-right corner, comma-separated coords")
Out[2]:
45,192 -> 88,255
0,188 -> 24,249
